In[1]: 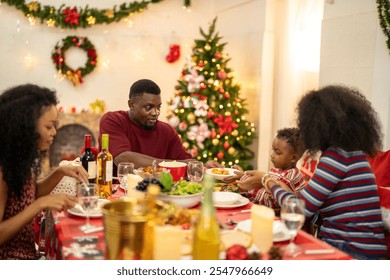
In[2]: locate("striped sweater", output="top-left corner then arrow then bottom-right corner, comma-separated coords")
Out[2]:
273,147 -> 387,259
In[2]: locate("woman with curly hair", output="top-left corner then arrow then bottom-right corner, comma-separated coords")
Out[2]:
0,84 -> 88,259
260,85 -> 388,259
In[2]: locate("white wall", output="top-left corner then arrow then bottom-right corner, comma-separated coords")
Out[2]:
320,0 -> 390,150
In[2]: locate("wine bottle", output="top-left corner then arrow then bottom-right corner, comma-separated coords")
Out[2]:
96,134 -> 113,199
80,134 -> 96,184
192,175 -> 220,260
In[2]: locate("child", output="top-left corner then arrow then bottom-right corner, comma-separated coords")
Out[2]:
235,127 -> 306,211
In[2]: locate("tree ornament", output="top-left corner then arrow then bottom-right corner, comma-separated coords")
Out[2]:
52,36 -> 97,86
186,112 -> 196,123
228,147 -> 236,155
212,139 -> 219,146
223,141 -> 230,149
214,52 -> 222,59
166,44 -> 181,63
217,151 -> 224,159
218,70 -> 227,80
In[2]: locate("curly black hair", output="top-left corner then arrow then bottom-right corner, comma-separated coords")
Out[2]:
296,85 -> 382,157
276,127 -> 305,158
0,84 -> 58,197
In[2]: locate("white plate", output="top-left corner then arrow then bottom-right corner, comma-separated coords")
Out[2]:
212,191 -> 242,205
235,219 -> 291,242
214,196 -> 249,209
206,168 -> 238,180
68,199 -> 110,218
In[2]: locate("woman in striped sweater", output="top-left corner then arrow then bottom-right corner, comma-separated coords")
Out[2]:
261,85 -> 387,259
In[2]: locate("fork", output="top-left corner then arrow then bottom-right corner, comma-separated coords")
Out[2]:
226,209 -> 251,216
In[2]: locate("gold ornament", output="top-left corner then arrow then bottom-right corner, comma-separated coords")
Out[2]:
27,2 -> 39,12
104,9 -> 115,19
183,142 -> 190,149
87,16 -> 96,25
228,147 -> 236,155
231,130 -> 239,136
46,19 -> 56,27
187,113 -> 196,123
89,99 -> 106,113
212,139 -> 219,145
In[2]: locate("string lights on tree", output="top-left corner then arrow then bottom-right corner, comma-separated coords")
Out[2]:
166,18 -> 256,170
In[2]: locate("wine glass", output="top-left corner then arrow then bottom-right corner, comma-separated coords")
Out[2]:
77,183 -> 99,233
117,162 -> 134,198
187,161 -> 204,183
281,196 -> 306,256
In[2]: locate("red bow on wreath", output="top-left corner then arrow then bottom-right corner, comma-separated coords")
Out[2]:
166,44 -> 180,63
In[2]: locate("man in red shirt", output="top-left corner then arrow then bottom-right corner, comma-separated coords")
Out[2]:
99,79 -> 221,170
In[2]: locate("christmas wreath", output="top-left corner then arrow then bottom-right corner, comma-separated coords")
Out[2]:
52,36 -> 97,86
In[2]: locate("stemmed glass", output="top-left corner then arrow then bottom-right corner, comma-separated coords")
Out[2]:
117,162 -> 134,198
77,183 -> 99,233
281,196 -> 306,256
187,161 -> 204,183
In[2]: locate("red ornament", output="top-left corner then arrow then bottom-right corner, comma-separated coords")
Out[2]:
225,245 -> 248,260
215,52 -> 222,59
217,151 -> 224,159
206,110 -> 215,119
200,84 -> 207,90
166,44 -> 181,63
224,93 -> 231,99
218,87 -> 225,94
198,61 -> 204,67
223,142 -> 230,149
210,129 -> 217,139
218,70 -> 227,80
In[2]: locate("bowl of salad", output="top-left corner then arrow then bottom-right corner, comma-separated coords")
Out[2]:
158,176 -> 204,208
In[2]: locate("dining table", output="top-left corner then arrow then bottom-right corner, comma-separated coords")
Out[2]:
43,186 -> 352,260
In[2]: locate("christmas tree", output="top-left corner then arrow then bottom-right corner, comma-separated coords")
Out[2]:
166,18 -> 256,170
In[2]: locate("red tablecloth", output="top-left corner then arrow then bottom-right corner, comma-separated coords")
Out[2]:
44,188 -> 352,260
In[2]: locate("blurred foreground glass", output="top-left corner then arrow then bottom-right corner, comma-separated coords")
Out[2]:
187,161 -> 204,183
117,162 -> 134,198
281,197 -> 305,256
77,183 -> 99,233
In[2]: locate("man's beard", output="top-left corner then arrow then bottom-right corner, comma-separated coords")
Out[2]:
143,123 -> 156,130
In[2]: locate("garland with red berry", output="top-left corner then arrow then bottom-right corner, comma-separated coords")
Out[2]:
51,36 -> 97,86
0,0 -> 191,29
